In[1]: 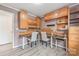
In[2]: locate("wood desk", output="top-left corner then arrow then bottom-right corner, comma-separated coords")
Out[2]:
19,30 -> 33,37
50,33 -> 67,48
19,30 -> 33,49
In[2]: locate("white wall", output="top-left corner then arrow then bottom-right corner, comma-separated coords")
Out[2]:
0,10 -> 14,45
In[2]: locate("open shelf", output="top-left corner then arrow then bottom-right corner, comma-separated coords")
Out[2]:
57,29 -> 68,31
70,18 -> 79,25
70,12 -> 79,25
70,22 -> 79,24
70,18 -> 79,20
57,23 -> 68,25
70,11 -> 79,14
47,24 -> 55,26
45,16 -> 68,22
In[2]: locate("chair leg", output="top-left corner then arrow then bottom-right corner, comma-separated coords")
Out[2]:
22,37 -> 25,49
46,42 -> 47,47
48,41 -> 49,45
56,40 -> 57,48
40,40 -> 41,43
27,40 -> 29,45
42,41 -> 43,45
35,41 -> 37,45
31,42 -> 32,47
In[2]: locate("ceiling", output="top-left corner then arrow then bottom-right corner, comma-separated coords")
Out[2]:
0,3 -> 74,17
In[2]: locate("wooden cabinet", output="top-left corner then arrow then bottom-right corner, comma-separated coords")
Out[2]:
44,7 -> 69,50
18,10 -> 33,29
57,7 -> 68,18
35,17 -> 41,27
68,26 -> 79,55
68,5 -> 79,56
28,16 -> 41,29
18,10 -> 41,29
44,7 -> 68,21
18,10 -> 40,29
44,12 -> 56,21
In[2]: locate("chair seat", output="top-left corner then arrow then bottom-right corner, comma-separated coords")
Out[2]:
27,38 -> 30,41
27,32 -> 38,47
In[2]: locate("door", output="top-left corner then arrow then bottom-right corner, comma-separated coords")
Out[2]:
0,10 -> 14,45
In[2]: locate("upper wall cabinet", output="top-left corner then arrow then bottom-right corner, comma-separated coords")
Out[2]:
57,7 -> 68,18
44,12 -> 55,21
18,10 -> 34,29
18,10 -> 28,29
44,7 -> 68,21
35,16 -> 41,27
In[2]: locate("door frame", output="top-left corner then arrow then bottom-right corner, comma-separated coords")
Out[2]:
11,13 -> 15,48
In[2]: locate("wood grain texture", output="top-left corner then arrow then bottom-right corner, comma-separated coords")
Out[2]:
44,7 -> 68,21
68,26 -> 79,55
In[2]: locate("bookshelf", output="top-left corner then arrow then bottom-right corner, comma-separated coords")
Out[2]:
44,7 -> 69,50
55,16 -> 68,49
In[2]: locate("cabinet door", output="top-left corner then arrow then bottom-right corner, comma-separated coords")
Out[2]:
44,7 -> 68,21
58,7 -> 68,18
69,26 -> 79,55
44,12 -> 55,21
19,10 -> 28,29
35,17 -> 41,26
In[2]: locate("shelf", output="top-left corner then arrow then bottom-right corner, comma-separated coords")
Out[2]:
70,11 -> 79,25
56,37 -> 66,40
57,23 -> 68,25
52,41 -> 66,49
56,16 -> 68,19
71,19 -> 79,25
70,11 -> 79,14
47,24 -> 55,26
70,22 -> 79,24
17,30 -> 27,32
28,26 -> 40,29
45,16 -> 68,22
57,29 -> 68,31
70,18 -> 79,20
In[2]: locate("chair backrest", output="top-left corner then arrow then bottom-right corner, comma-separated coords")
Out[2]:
41,32 -> 48,41
31,32 -> 38,42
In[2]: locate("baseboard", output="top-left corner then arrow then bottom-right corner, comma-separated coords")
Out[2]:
14,44 -> 22,48
0,43 -> 12,46
14,43 -> 27,48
